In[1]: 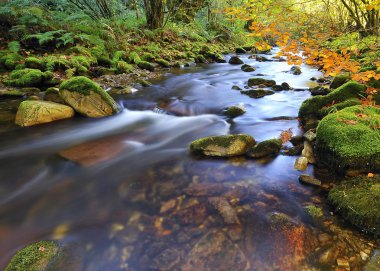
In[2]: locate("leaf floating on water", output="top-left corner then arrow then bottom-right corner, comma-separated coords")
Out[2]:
208,197 -> 240,225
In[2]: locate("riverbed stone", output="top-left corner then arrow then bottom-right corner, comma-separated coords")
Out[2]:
183,230 -> 248,271
248,77 -> 276,87
5,240 -> 59,271
302,141 -> 316,164
241,64 -> 255,72
223,105 -> 246,118
240,89 -> 274,98
59,76 -> 119,118
315,105 -> 380,172
246,138 -> 282,158
328,176 -> 380,236
299,175 -> 322,186
15,100 -> 75,127
190,134 -> 255,157
364,249 -> 380,271
330,74 -> 350,89
3,69 -> 53,87
294,157 -> 308,171
229,56 -> 244,65
290,66 -> 302,75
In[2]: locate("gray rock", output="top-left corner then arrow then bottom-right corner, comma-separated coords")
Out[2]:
229,56 -> 244,65
294,157 -> 308,171
299,174 -> 321,186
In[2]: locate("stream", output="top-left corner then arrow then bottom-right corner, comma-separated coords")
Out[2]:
0,50 -> 377,270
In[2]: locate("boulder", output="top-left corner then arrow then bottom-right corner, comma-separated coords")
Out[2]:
241,89 -> 274,98
241,64 -> 255,72
137,61 -> 155,71
310,86 -> 329,96
315,105 -> 380,172
329,176 -> 380,236
43,87 -> 65,104
294,157 -> 308,171
248,78 -> 276,87
223,105 -> 246,118
5,241 -> 59,271
59,76 -> 119,118
235,47 -> 247,54
228,56 -> 244,65
330,74 -> 350,89
190,134 -> 255,157
302,141 -> 316,164
290,66 -> 302,75
247,138 -> 282,158
299,81 -> 367,129
256,56 -> 270,62
299,174 -> 321,186
15,100 -> 75,127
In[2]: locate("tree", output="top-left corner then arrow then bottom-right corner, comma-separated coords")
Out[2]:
143,0 -> 165,29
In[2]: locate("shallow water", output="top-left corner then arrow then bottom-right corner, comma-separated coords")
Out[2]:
0,52 -> 377,270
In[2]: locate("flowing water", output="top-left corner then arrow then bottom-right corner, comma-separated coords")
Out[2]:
0,51 -> 377,270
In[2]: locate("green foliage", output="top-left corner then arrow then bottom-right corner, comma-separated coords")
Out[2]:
4,68 -> 53,87
127,52 -> 141,64
8,41 -> 21,53
137,61 -> 155,71
25,57 -> 46,70
115,61 -> 133,74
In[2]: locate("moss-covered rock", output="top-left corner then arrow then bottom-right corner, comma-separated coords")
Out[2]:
328,176 -> 380,236
248,78 -> 276,87
25,57 -> 46,70
223,105 -> 246,118
0,53 -> 22,70
290,66 -> 301,75
0,89 -> 25,98
126,52 -> 141,64
246,138 -> 282,158
5,240 -> 59,271
15,100 -> 75,127
228,56 -> 244,65
315,105 -> 380,172
59,76 -> 119,118
214,54 -> 226,63
241,89 -> 274,98
44,87 -> 65,104
115,61 -> 133,74
235,47 -> 247,54
4,69 -> 53,87
304,205 -> 324,220
299,81 -> 367,129
141,52 -> 155,62
241,64 -> 255,72
330,74 -> 350,89
156,58 -> 170,67
190,134 -> 255,157
137,61 -> 155,71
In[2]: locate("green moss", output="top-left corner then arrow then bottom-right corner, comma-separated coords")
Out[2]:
299,81 -> 366,127
241,89 -> 274,98
330,74 -> 350,89
136,79 -> 152,87
248,78 -> 276,87
115,61 -> 133,74
25,57 -> 46,70
112,51 -> 127,62
4,69 -> 53,87
44,56 -> 70,72
328,176 -> 380,236
315,105 -> 380,172
223,105 -> 246,118
126,52 -> 141,64
59,76 -> 119,113
1,53 -> 22,70
319,98 -> 361,117
5,240 -> 59,271
247,138 -> 282,158
137,61 -> 155,71
70,56 -> 92,69
304,205 -> 323,219
141,52 -> 155,62
156,58 -> 170,67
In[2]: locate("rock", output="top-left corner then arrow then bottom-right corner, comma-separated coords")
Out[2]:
328,176 -> 380,236
299,174 -> 321,186
310,86 -> 329,96
235,47 -> 247,54
151,248 -> 181,271
173,203 -> 207,225
0,89 -> 25,98
184,183 -> 227,197
272,85 -> 283,91
248,77 -> 276,87
294,157 -> 308,171
290,135 -> 304,146
299,81 -> 366,129
337,258 -> 350,269
246,138 -> 282,158
156,58 -> 170,67
183,230 -> 248,271
290,66 -> 302,75
241,64 -> 255,72
315,106 -> 380,172
302,141 -> 316,164
3,69 -> 53,87
318,246 -> 340,265
231,85 -> 242,90
5,241 -> 59,271
137,61 -> 155,71
136,79 -> 152,87
214,54 -> 226,63
256,56 -> 270,62
108,86 -> 136,95
303,129 -> 316,142
223,105 -> 246,118
281,82 -> 291,90
364,249 -> 380,271
330,74 -> 350,89
304,205 -> 323,220
208,197 -> 240,224
44,87 -> 65,104
240,89 -> 274,98
59,76 -> 119,118
15,101 -> 75,127
190,134 -> 255,157
228,56 -> 244,65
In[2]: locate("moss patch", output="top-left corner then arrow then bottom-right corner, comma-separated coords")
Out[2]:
328,176 -> 380,236
247,138 -> 282,158
4,69 -> 53,87
5,240 -> 59,271
248,78 -> 276,87
315,105 -> 380,172
299,81 -> 366,128
137,61 -> 155,71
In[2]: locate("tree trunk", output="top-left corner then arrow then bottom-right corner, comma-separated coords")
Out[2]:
143,0 -> 164,29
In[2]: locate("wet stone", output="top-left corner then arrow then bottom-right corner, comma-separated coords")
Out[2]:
294,157 -> 308,171
299,175 -> 322,186
208,196 -> 240,225
184,183 -> 227,197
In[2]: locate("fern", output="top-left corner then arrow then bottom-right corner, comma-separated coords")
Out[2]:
8,41 -> 21,53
